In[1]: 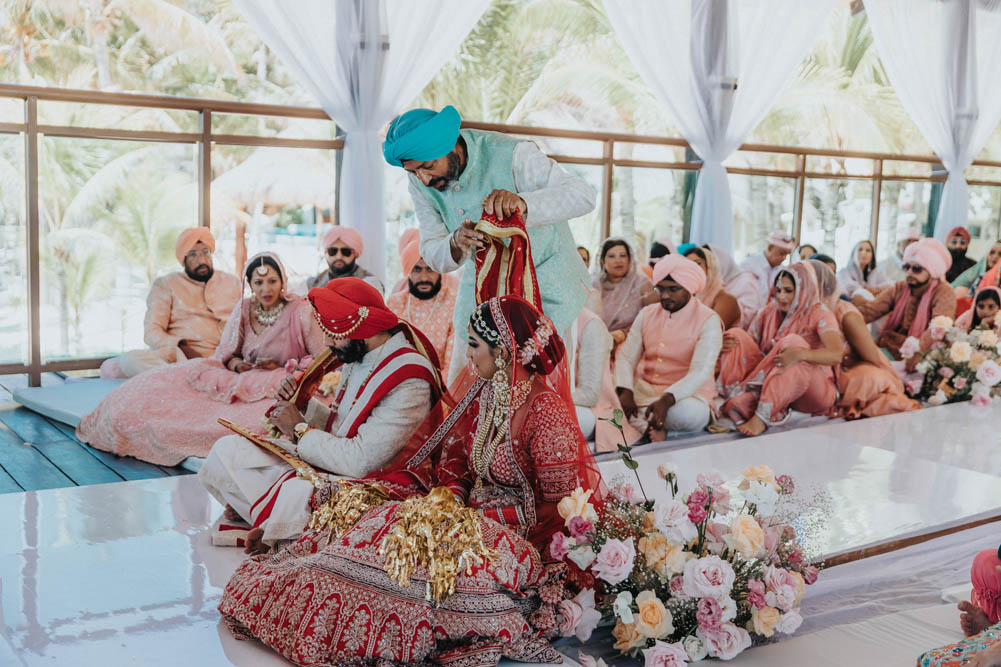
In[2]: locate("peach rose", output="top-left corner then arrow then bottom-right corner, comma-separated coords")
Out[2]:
727,515 -> 765,559
557,487 -> 597,526
740,464 -> 777,490
751,605 -> 781,638
950,341 -> 972,364
789,570 -> 806,606
612,619 -> 646,653
635,590 -> 674,639
638,532 -> 691,579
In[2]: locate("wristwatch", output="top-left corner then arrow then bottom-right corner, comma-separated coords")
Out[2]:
292,422 -> 311,443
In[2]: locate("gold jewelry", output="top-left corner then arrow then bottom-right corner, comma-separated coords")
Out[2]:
471,306 -> 503,346
254,299 -> 285,327
470,376 -> 533,481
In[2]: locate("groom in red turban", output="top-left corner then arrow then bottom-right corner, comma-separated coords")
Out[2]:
200,277 -> 446,553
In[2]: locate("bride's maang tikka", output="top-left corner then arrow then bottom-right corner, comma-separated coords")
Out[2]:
471,306 -> 504,347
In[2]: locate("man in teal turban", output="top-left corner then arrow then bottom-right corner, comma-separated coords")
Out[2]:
384,105 -> 596,381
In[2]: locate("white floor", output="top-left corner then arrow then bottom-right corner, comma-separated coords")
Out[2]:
1,401 -> 999,665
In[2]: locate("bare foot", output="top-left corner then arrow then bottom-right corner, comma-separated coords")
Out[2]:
959,600 -> 992,637
243,527 -> 268,555
223,504 -> 241,521
737,415 -> 767,437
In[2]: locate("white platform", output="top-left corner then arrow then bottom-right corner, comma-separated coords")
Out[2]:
2,401 -> 1000,665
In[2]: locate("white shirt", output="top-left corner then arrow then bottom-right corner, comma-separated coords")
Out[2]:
740,252 -> 782,307
412,140 -> 597,274
572,316 -> 612,408
614,308 -> 723,403
296,332 -> 432,478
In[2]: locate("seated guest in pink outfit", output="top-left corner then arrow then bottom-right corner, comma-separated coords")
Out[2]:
571,306 -> 642,451
615,254 -> 723,440
956,287 -> 1001,332
717,262 -> 843,437
811,260 -> 918,419
854,238 -> 956,359
307,226 -> 384,294
708,243 -> 763,329
683,245 -> 742,330
77,252 -> 328,466
385,231 -> 458,373
739,230 -> 797,308
100,228 -> 242,379
957,548 -> 1001,637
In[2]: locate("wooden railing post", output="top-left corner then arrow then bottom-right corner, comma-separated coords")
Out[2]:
601,139 -> 613,239
198,109 -> 211,228
24,96 -> 41,387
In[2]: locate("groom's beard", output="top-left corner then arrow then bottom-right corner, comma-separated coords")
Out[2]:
330,339 -> 368,364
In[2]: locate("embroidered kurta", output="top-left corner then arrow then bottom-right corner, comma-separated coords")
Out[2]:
385,284 -> 457,374
412,129 -> 594,346
144,270 -> 243,359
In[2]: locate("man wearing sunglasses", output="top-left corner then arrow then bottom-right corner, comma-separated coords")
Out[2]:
307,226 -> 384,294
740,230 -> 797,306
855,238 -> 957,359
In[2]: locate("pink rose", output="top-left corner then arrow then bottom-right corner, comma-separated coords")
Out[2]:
787,547 -> 805,569
549,532 -> 570,561
900,336 -> 921,359
764,566 -> 797,612
938,366 -> 955,379
803,565 -> 819,585
559,588 -> 601,642
687,489 -> 710,524
929,325 -> 947,342
642,640 -> 689,667
747,579 -> 767,609
776,475 -> 795,495
696,596 -> 723,631
612,483 -> 645,504
669,575 -> 687,598
299,355 -> 314,369
697,471 -> 725,488
593,538 -> 636,585
976,360 -> 1001,388
954,377 -> 968,390
762,525 -> 782,555
568,516 -> 594,544
704,521 -> 730,555
906,379 -> 923,396
682,556 -> 736,599
654,500 -> 698,545
284,358 -> 298,374
710,485 -> 731,514
697,622 -> 752,660
557,598 -> 583,637
972,392 -> 993,407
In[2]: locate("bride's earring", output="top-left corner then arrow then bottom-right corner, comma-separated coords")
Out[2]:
492,352 -> 509,390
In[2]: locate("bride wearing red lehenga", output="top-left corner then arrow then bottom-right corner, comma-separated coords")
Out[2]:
218,293 -> 605,665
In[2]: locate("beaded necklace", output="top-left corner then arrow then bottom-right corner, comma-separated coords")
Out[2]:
254,300 -> 285,327
470,378 -> 533,483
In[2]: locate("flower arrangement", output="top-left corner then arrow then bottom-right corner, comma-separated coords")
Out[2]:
261,356 -> 317,437
552,459 -> 818,663
902,317 -> 1001,407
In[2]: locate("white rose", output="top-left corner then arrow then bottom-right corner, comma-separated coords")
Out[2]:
613,590 -> 635,624
684,635 -> 708,661
916,361 -> 931,375
567,545 -> 596,570
776,609 -> 804,635
718,595 -> 737,622
927,390 -> 947,406
655,499 -> 698,546
743,480 -> 779,517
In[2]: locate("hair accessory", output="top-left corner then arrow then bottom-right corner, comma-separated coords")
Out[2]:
517,319 -> 553,365
255,264 -> 269,276
312,306 -> 370,339
471,306 -> 504,347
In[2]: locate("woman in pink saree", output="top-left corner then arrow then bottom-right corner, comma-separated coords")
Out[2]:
810,260 -> 919,419
717,262 -> 844,436
77,252 -> 327,466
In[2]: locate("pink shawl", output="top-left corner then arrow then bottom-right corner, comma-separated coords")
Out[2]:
882,281 -> 938,339
699,247 -> 724,308
749,262 -> 821,354
972,548 -> 1001,623
593,237 -> 654,332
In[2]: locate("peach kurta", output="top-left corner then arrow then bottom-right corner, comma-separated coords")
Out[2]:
385,282 -> 458,373
145,271 -> 243,359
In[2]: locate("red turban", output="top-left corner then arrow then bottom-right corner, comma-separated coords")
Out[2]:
308,278 -> 398,340
321,226 -> 364,256
948,226 -> 971,243
174,227 -> 215,265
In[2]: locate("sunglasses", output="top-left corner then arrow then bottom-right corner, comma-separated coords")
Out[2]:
327,247 -> 353,257
901,263 -> 925,274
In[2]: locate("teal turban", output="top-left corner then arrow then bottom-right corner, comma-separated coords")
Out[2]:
383,105 -> 462,167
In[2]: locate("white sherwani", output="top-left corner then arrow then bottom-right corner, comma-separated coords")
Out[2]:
199,332 -> 432,544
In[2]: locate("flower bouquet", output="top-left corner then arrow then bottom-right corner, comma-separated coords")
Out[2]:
551,462 -> 819,663
902,316 -> 1001,407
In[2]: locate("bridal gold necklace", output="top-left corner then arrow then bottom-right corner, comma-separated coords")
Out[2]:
470,354 -> 533,483
254,300 -> 285,327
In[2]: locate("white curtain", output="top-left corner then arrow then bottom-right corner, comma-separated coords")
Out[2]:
235,0 -> 489,280
602,0 -> 833,251
866,0 -> 1001,241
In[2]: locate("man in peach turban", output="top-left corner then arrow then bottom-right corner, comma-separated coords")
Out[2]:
307,225 -> 384,294
856,238 -> 957,359
740,230 -> 797,306
614,254 -> 724,440
200,277 -> 445,552
385,232 -> 458,372
99,227 -> 242,379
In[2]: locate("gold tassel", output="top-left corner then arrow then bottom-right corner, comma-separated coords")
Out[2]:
307,482 -> 390,543
379,487 -> 495,606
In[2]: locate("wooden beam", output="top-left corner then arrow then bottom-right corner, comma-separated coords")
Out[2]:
24,97 -> 40,388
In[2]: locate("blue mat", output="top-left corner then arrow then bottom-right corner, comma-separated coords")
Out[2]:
12,379 -> 125,427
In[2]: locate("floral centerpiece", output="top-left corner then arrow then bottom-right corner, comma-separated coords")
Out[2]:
901,316 -> 1001,407
550,421 -> 819,663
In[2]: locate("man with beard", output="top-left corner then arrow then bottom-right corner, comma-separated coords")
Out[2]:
99,227 -> 241,378
856,238 -> 957,359
199,278 -> 445,553
383,105 -> 594,382
386,232 -> 457,372
615,254 -> 722,440
945,225 -> 977,283
307,226 -> 384,293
